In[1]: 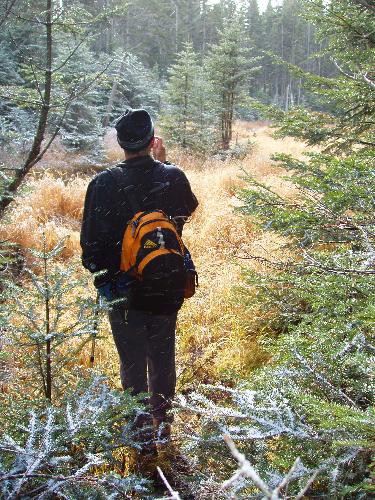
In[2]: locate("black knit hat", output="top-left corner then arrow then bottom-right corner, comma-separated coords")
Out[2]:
115,108 -> 154,151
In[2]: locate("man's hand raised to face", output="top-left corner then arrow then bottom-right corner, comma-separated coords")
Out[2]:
152,136 -> 166,163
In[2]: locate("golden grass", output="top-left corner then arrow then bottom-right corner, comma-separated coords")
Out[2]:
172,123 -> 306,383
1,122 -> 307,384
0,175 -> 87,260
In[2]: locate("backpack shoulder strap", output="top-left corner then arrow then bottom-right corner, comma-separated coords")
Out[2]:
141,161 -> 170,208
106,165 -> 141,214
107,161 -> 170,212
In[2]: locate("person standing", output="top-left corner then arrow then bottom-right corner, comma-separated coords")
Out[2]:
80,109 -> 198,465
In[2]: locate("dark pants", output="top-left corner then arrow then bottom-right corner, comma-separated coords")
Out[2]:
108,306 -> 177,422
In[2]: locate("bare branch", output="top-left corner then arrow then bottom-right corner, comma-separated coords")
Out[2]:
222,434 -> 273,496
333,60 -> 375,90
362,72 -> 375,89
333,60 -> 357,81
294,471 -> 319,500
59,59 -> 113,107
0,0 -> 18,27
358,140 -> 375,146
272,458 -> 302,496
157,467 -> 182,500
236,249 -> 375,277
27,58 -> 45,104
52,33 -> 91,74
302,251 -> 375,276
29,105 -> 70,168
235,252 -> 292,270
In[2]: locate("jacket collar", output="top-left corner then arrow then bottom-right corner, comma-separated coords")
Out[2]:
119,155 -> 155,169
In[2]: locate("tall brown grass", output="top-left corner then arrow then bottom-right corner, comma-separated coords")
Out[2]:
1,122 -> 306,384
0,175 -> 87,259
174,124 -> 306,384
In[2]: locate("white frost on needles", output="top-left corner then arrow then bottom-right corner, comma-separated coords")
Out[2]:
221,434 -> 318,499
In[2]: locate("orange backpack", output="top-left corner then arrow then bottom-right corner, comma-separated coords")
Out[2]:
120,209 -> 184,277
108,166 -> 197,300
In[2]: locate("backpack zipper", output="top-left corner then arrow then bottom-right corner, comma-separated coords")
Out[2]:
134,218 -> 174,239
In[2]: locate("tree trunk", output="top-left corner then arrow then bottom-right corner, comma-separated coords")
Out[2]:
201,0 -> 207,54
285,83 -> 290,111
103,58 -> 125,128
170,0 -> 179,53
0,0 -> 53,217
221,87 -> 234,150
43,238 -> 52,402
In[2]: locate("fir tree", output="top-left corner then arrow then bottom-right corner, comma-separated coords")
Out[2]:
174,0 -> 374,497
0,376 -> 151,498
0,237 -> 153,496
102,51 -> 161,129
246,0 -> 262,49
205,7 -> 260,149
53,39 -> 105,152
2,237 -> 99,402
160,42 -> 217,152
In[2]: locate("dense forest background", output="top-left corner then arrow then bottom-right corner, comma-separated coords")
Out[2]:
0,0 -> 336,157
0,0 -> 374,498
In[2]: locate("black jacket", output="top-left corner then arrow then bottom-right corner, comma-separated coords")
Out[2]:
80,156 -> 198,312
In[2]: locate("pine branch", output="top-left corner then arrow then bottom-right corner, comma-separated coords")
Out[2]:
0,472 -> 133,499
221,434 -> 318,499
302,251 -> 375,276
236,250 -> 375,277
222,434 -> 272,494
292,349 -> 357,407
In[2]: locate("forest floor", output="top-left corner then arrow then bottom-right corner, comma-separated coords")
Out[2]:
1,121 -> 307,386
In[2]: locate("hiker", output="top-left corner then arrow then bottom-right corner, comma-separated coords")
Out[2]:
80,108 -> 198,464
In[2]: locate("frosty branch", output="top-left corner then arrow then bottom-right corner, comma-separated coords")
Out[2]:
221,434 -> 318,499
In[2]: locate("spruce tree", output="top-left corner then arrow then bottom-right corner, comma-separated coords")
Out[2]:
160,42 -> 216,152
102,51 -> 161,129
54,39 -> 105,152
175,0 -> 375,496
0,237 -> 151,496
247,0 -> 262,49
3,237 -> 98,401
205,7 -> 260,149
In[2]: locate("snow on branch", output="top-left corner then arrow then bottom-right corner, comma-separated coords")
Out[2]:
292,349 -> 357,407
221,434 -> 318,499
0,378 -> 149,498
177,386 -> 313,442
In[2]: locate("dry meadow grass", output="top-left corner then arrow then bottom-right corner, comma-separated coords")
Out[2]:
1,122 -> 307,386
